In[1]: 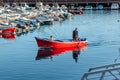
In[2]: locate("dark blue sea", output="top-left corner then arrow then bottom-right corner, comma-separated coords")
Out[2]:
0,10 -> 120,80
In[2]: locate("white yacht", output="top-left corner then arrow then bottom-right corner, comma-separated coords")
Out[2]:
111,3 -> 119,10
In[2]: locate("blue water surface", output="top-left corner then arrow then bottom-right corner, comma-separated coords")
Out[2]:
0,10 -> 120,80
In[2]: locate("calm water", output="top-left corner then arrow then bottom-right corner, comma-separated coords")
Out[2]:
0,10 -> 120,80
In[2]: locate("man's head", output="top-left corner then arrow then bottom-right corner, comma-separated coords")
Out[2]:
75,27 -> 77,30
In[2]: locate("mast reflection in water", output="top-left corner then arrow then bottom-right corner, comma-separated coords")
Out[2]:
35,46 -> 87,62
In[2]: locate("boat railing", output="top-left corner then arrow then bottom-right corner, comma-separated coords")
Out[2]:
81,63 -> 120,80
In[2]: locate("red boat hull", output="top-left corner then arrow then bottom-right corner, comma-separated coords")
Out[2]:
35,37 -> 87,49
1,34 -> 15,40
1,27 -> 15,34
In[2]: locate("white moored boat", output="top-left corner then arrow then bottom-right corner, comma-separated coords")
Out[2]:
111,3 -> 119,10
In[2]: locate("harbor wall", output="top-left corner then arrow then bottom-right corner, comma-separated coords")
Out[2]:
0,0 -> 120,9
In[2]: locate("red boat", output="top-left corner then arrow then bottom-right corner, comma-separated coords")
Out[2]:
36,46 -> 87,60
0,27 -> 15,34
35,37 -> 87,49
0,33 -> 15,40
2,27 -> 15,34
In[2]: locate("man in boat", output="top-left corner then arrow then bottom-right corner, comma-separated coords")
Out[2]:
72,27 -> 78,41
50,35 -> 53,41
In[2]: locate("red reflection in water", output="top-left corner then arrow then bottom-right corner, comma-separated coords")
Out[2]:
36,46 -> 87,62
0,34 -> 15,40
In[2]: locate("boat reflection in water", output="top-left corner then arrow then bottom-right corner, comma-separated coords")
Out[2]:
0,33 -> 15,40
36,46 -> 87,62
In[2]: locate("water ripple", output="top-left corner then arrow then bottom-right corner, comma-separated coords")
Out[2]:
88,40 -> 120,47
